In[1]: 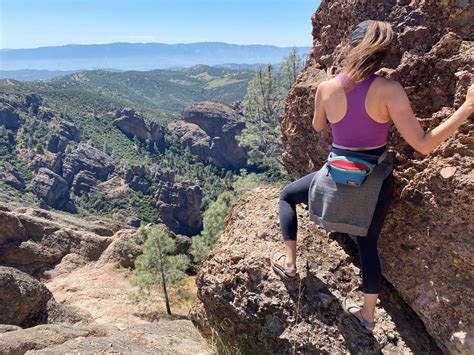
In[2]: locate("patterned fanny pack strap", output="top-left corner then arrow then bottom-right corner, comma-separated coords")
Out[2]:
329,149 -> 388,167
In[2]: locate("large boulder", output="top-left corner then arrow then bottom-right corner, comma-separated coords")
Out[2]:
1,277 -> 48,326
47,120 -> 81,153
154,178 -> 203,236
0,267 -> 87,327
190,187 -> 441,354
0,207 -> 118,276
0,324 -> 109,355
0,166 -> 25,190
32,168 -> 73,212
280,1 -> 473,353
0,105 -> 21,129
98,229 -> 142,268
71,170 -> 99,196
125,165 -> 150,194
62,143 -> 115,185
168,101 -> 248,170
112,108 -> 166,148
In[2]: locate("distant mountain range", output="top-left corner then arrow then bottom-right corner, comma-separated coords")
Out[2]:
0,42 -> 310,72
0,63 -> 268,81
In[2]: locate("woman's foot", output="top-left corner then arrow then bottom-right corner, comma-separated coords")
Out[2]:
270,252 -> 297,278
348,306 -> 375,324
344,303 -> 375,334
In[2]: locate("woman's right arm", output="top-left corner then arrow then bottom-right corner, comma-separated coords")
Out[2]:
385,82 -> 473,155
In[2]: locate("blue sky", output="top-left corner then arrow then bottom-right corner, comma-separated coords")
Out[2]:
0,0 -> 320,49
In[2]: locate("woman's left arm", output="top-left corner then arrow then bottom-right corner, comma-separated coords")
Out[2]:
312,82 -> 328,132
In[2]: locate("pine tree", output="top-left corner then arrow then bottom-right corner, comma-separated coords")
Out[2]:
190,191 -> 236,263
279,47 -> 305,91
238,64 -> 286,175
131,225 -> 189,315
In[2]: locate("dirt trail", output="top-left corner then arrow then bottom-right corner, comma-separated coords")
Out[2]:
39,263 -> 211,354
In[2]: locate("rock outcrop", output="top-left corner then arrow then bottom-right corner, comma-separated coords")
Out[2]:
279,1 -> 473,353
0,166 -> 25,190
0,206 -> 120,276
98,229 -> 142,268
190,187 -> 441,354
47,120 -> 81,153
112,108 -> 166,148
62,143 -> 115,185
0,105 -> 21,130
0,266 -> 87,327
24,322 -> 209,354
32,168 -> 74,212
125,164 -> 150,194
71,170 -> 99,196
154,172 -> 203,236
168,101 -> 248,170
0,324 -> 110,355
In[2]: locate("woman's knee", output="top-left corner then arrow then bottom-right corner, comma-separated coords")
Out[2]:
279,185 -> 293,203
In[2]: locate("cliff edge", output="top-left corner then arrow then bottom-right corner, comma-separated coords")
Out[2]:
280,0 -> 473,353
190,187 -> 441,354
192,1 -> 473,353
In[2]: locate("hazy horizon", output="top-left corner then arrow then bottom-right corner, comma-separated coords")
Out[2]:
0,41 -> 311,51
0,0 -> 320,50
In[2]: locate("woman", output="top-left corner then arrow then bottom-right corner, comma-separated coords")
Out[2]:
271,20 -> 473,333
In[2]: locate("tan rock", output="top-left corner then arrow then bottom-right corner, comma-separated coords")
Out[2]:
280,1 -> 473,353
190,188 -> 441,354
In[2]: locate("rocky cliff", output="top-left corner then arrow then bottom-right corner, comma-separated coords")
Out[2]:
192,1 -> 473,353
168,101 -> 248,170
0,206 -> 210,353
280,1 -> 473,353
190,187 -> 441,354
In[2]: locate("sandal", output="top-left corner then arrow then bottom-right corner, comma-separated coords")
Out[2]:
343,298 -> 375,334
270,249 -> 297,280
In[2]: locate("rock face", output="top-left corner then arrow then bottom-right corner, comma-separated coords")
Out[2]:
154,173 -> 203,236
62,143 -> 115,185
0,267 -> 86,327
280,1 -> 473,353
125,165 -> 150,194
0,166 -> 25,190
71,170 -> 99,196
168,101 -> 248,170
24,322 -> 209,354
190,187 -> 441,354
0,105 -> 21,129
113,108 -> 166,147
32,168 -> 74,212
0,206 -> 119,276
47,120 -> 81,153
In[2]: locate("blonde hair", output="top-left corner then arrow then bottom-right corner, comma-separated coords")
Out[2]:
343,21 -> 394,83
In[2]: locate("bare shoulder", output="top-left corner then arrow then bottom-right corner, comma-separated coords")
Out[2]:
375,75 -> 403,93
317,77 -> 340,95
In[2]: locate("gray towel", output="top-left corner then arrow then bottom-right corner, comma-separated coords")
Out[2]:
308,149 -> 394,236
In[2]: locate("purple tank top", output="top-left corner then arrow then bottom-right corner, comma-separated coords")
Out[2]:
330,72 -> 390,148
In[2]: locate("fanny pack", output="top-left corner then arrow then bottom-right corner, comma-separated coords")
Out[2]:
324,151 -> 387,187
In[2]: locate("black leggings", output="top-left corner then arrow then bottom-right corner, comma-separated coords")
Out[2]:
279,149 -> 394,294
